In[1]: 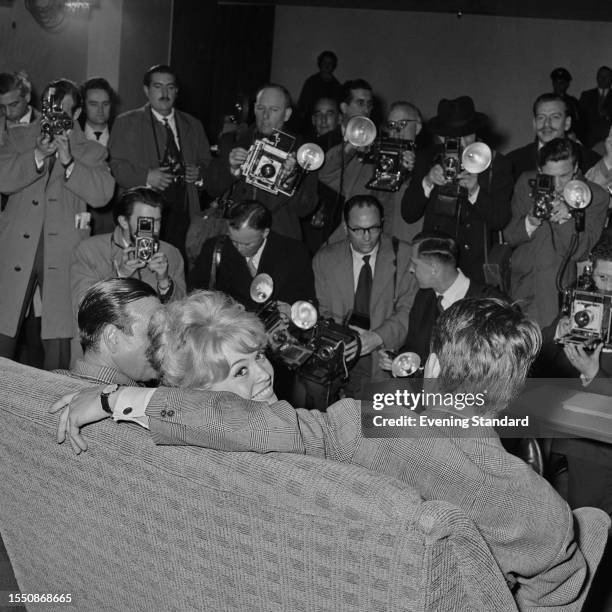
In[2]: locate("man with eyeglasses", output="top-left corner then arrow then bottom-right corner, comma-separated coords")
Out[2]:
312,194 -> 416,398
507,93 -> 600,183
109,64 -> 211,259
504,137 -> 608,328
320,96 -> 425,243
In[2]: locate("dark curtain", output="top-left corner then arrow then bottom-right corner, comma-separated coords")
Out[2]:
171,1 -> 275,145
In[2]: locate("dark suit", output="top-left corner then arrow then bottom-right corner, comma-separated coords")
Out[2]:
401,146 -> 513,284
400,281 -> 506,363
190,230 -> 315,310
109,104 -> 211,254
579,88 -> 612,147
203,126 -> 317,241
507,140 -> 600,183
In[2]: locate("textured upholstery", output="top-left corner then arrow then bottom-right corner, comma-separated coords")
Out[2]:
0,358 -> 518,611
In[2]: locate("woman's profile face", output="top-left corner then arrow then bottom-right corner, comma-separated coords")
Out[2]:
208,346 -> 276,403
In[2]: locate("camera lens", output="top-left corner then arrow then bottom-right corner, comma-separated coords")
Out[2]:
259,163 -> 276,178
574,310 -> 592,328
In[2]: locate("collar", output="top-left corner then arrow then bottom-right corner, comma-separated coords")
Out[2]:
84,123 -> 109,141
437,269 -> 470,309
349,241 -> 379,261
248,236 -> 268,269
71,359 -> 137,386
112,226 -> 131,249
18,106 -> 33,124
151,107 -> 175,125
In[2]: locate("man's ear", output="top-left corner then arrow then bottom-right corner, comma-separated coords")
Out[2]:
143,85 -> 149,99
564,114 -> 572,133
424,352 -> 441,378
262,228 -> 270,240
117,214 -> 129,232
283,106 -> 292,124
102,324 -> 121,354
415,121 -> 422,136
340,102 -> 348,117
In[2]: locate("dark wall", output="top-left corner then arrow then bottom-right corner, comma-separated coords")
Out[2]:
171,1 -> 275,144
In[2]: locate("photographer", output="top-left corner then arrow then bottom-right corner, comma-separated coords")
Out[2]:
0,78 -> 115,370
71,187 -> 186,321
203,84 -> 317,241
402,96 -> 514,285
504,137 -> 608,328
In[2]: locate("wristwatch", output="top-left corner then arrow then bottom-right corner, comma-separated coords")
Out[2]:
100,383 -> 120,415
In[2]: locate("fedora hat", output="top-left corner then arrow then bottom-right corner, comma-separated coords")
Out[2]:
428,96 -> 487,137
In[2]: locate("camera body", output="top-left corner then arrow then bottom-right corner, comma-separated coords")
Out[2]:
557,289 -> 612,350
161,146 -> 185,184
40,87 -> 73,138
441,137 -> 462,182
134,216 -> 159,262
529,173 -> 557,220
365,137 -> 415,192
242,130 -> 298,197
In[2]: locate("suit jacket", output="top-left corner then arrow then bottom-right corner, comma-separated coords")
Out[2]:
401,281 -> 506,362
401,146 -> 514,283
578,88 -> 612,147
108,104 -> 211,219
507,141 -> 601,183
145,388 -> 600,611
313,236 -> 417,379
203,126 -> 318,240
190,230 -> 315,309
503,173 -> 608,328
0,121 -> 115,339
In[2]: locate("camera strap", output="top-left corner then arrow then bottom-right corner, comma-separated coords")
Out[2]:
391,236 -> 399,304
209,234 -> 227,290
149,108 -> 183,168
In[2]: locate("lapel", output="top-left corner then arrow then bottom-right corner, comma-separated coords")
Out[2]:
337,241 -> 356,316
175,110 -> 192,160
371,236 -> 393,313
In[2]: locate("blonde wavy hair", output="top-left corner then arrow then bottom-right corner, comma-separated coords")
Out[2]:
147,291 -> 267,388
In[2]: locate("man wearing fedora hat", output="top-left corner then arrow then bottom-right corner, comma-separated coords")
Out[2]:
401,96 -> 513,285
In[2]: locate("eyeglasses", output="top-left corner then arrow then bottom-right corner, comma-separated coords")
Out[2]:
386,119 -> 419,131
348,225 -> 382,237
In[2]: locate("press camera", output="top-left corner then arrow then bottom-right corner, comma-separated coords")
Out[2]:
250,275 -> 360,383
134,216 -> 159,262
161,143 -> 185,184
40,87 -> 73,138
365,137 -> 415,192
529,174 -> 557,220
557,289 -> 612,350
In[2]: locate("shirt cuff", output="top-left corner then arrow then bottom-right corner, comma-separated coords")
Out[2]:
580,373 -> 596,387
525,216 -> 538,237
111,387 -> 155,429
421,177 -> 434,198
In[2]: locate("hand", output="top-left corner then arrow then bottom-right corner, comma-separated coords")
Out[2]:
54,131 -> 72,165
282,153 -> 297,175
35,133 -> 58,158
48,386 -> 109,455
115,246 -> 146,277
229,147 -> 248,173
604,126 -> 612,166
184,164 -> 200,184
526,212 -> 543,227
426,164 -> 446,187
349,326 -> 382,356
146,167 -> 174,191
276,301 -> 292,320
458,170 -> 479,196
343,337 -> 360,361
400,150 -> 416,172
555,316 -> 572,339
147,251 -> 169,281
550,198 -> 571,224
377,349 -> 393,371
563,342 -> 603,380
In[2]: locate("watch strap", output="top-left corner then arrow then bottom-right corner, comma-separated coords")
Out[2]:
100,383 -> 119,415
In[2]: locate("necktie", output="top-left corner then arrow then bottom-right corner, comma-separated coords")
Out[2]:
94,131 -> 102,141
436,294 -> 444,314
353,255 -> 372,319
247,257 -> 258,278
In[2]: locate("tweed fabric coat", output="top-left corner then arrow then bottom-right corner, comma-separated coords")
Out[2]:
0,121 -> 114,338
145,389 -> 610,612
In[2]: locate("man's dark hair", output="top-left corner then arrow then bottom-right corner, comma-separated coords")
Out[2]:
0,72 -> 31,96
340,79 -> 372,105
227,200 -> 272,231
591,238 -> 612,264
255,83 -> 292,109
532,93 -> 568,117
43,79 -> 82,112
143,64 -> 177,87
81,77 -> 116,105
343,194 -> 383,224
537,137 -> 579,168
78,278 -> 157,352
413,232 -> 458,266
431,298 -> 541,410
317,50 -> 338,69
113,187 -> 165,225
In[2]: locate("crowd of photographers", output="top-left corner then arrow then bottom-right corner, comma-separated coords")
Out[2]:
1,56 -> 612,506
